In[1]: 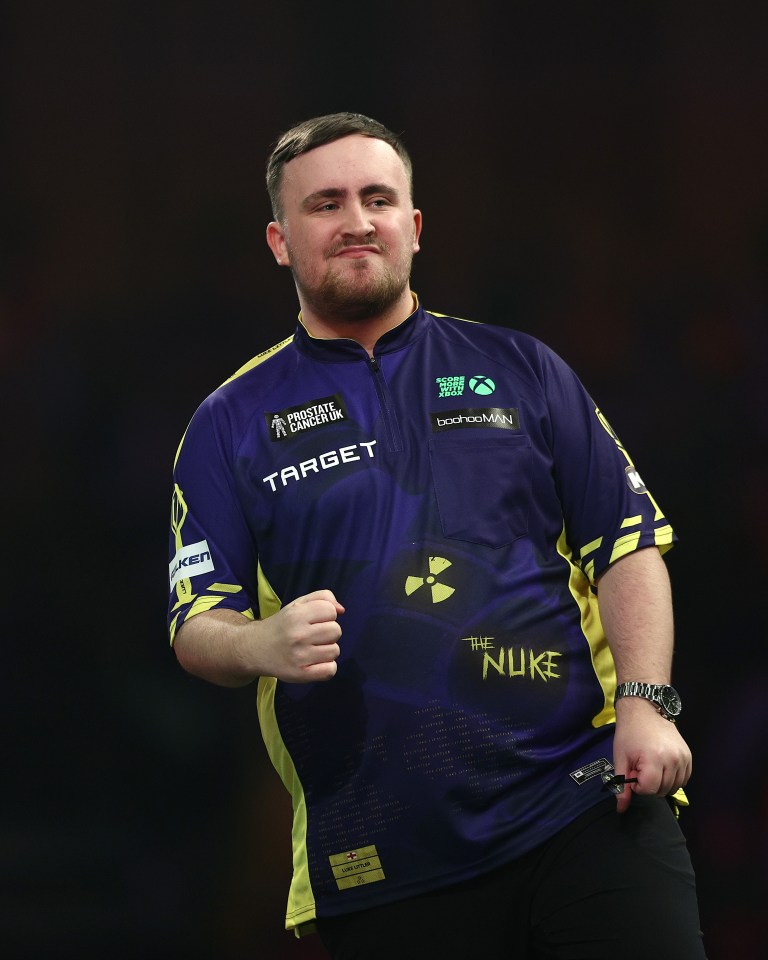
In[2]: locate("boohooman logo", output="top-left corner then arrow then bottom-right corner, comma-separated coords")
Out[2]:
430,408 -> 520,432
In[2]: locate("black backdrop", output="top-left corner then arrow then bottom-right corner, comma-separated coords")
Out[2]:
4,2 -> 767,957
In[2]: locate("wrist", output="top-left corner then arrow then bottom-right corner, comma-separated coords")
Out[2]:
614,681 -> 682,722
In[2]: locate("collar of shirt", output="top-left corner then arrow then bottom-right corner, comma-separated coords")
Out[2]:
294,300 -> 430,361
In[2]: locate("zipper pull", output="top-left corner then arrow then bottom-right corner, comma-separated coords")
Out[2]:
370,356 -> 380,372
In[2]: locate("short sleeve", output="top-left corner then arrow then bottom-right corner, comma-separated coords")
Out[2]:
167,393 -> 259,643
538,344 -> 676,583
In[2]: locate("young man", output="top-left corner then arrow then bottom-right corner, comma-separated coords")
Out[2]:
168,113 -> 707,958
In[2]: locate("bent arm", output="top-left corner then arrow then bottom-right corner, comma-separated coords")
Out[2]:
174,590 -> 345,687
597,547 -> 692,810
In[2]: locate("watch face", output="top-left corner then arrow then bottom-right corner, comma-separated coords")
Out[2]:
660,686 -> 682,717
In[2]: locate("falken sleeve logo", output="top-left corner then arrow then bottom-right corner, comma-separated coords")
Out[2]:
430,407 -> 520,432
169,539 -> 215,590
266,393 -> 348,441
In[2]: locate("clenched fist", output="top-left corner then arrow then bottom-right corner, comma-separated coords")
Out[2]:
174,589 -> 345,686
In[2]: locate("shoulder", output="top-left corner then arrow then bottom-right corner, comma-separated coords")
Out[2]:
220,334 -> 296,387
424,309 -> 568,375
180,335 -> 297,448
201,334 -> 297,412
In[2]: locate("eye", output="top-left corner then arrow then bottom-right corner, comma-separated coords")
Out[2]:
368,197 -> 392,208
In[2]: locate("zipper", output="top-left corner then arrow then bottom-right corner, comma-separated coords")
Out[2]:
368,355 -> 403,453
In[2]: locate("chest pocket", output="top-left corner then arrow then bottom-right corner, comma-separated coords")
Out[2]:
428,435 -> 532,548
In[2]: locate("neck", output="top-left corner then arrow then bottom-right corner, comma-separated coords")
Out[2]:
299,289 -> 416,356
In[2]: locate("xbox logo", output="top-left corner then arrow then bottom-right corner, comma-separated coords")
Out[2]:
469,376 -> 495,395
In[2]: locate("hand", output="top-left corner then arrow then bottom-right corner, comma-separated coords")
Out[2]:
611,696 -> 692,813
259,589 -> 345,683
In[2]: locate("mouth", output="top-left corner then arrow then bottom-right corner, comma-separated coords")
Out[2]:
328,238 -> 387,259
332,245 -> 382,259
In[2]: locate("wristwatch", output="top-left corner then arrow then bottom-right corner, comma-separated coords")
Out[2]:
614,681 -> 682,722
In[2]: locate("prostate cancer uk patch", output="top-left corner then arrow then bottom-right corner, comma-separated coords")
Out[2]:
266,394 -> 348,441
169,539 -> 215,590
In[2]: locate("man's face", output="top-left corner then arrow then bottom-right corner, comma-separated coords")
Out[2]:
266,134 -> 422,323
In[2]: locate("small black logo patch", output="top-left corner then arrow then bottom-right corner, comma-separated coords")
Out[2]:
625,466 -> 648,494
570,758 -> 613,786
266,394 -> 348,441
430,407 -> 520,432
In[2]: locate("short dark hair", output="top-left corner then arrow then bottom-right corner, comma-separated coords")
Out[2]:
265,112 -> 413,221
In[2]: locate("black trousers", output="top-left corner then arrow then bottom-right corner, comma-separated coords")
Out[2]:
315,796 -> 707,960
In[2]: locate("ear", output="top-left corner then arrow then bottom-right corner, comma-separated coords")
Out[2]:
266,221 -> 290,265
412,209 -> 423,254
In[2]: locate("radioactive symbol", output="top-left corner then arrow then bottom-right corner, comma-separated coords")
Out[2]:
404,556 -> 456,603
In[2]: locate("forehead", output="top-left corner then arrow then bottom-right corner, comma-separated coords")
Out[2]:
281,134 -> 409,200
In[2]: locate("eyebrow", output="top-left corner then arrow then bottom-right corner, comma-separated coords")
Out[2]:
300,183 -> 400,211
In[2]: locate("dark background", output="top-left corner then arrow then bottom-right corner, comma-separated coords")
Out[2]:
4,2 -> 767,957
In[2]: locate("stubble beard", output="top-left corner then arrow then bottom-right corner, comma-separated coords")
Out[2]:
290,240 -> 414,324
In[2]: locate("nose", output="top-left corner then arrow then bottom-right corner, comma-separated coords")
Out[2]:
342,200 -> 375,238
